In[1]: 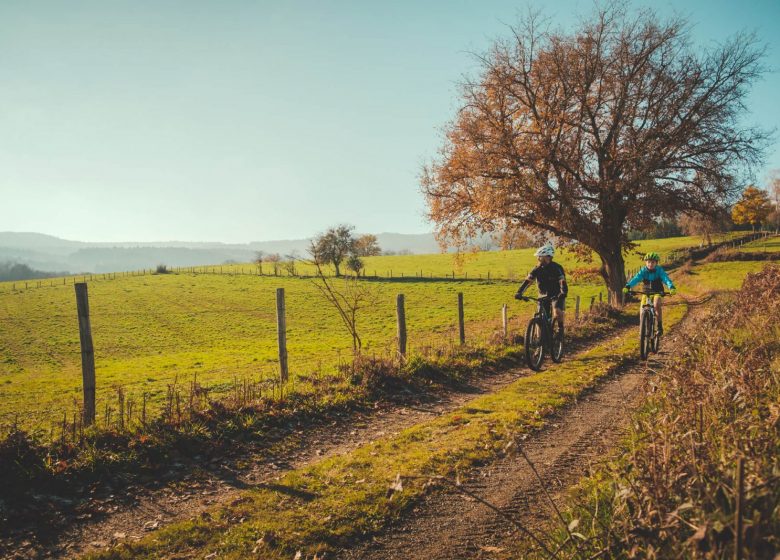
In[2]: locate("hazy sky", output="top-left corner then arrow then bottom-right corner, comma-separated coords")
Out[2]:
2,0 -> 779,243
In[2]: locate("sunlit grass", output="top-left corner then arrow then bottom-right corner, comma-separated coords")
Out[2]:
0,272 -> 610,430
210,234 -> 733,279
0,234 -> 749,432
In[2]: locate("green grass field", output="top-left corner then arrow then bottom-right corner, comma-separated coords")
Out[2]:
681,261 -> 769,291
737,235 -> 780,252
0,273 -> 610,430
0,234 -> 750,431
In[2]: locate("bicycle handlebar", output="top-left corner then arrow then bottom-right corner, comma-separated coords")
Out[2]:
516,294 -> 559,302
626,290 -> 672,297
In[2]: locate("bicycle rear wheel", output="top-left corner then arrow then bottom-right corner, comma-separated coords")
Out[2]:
525,318 -> 545,371
640,310 -> 653,360
551,321 -> 564,363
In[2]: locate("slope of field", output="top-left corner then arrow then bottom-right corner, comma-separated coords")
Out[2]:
737,234 -> 780,252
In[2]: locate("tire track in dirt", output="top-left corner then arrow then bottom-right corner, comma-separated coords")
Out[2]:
339,306 -> 703,560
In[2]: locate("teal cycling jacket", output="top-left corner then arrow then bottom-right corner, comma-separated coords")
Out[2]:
626,266 -> 675,290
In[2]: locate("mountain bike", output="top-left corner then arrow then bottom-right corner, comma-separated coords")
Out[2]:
626,290 -> 671,360
517,295 -> 564,371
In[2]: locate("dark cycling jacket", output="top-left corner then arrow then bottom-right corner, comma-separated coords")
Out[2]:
516,261 -> 568,298
626,266 -> 675,292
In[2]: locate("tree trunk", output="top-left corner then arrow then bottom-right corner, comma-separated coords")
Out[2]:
598,247 -> 626,306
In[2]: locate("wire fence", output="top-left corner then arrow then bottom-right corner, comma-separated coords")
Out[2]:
0,282 -> 616,434
1,231 -> 775,436
2,231 -> 772,295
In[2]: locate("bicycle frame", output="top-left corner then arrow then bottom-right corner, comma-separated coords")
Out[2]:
522,295 -> 555,345
627,290 -> 670,359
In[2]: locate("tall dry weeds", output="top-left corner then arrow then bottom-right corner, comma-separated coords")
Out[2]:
553,265 -> 780,558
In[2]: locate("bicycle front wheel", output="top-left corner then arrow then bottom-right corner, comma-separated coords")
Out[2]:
525,318 -> 545,371
551,321 -> 564,363
652,318 -> 661,353
640,310 -> 653,360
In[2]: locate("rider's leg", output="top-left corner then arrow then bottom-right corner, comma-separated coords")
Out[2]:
553,307 -> 565,327
653,295 -> 663,334
553,298 -> 565,332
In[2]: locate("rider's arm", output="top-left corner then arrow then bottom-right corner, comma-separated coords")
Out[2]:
515,278 -> 532,299
557,265 -> 568,296
625,267 -> 646,289
515,268 -> 537,299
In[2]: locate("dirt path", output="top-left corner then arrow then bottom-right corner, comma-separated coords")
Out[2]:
338,305 -> 703,560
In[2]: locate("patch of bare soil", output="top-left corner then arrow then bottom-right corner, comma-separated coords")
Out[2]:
338,302 -> 707,560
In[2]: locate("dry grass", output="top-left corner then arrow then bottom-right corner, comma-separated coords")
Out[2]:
540,265 -> 780,558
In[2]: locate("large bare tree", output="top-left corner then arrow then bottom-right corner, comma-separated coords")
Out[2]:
423,5 -> 768,300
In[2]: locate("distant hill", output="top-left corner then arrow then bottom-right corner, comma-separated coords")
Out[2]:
0,231 -> 449,274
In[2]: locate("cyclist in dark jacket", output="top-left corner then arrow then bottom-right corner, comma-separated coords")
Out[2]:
515,242 -> 568,333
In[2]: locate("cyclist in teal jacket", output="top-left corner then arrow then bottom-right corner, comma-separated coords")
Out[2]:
623,252 -> 676,335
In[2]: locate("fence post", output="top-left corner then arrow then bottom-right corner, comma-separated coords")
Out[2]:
502,303 -> 508,339
599,292 -> 603,304
575,295 -> 580,321
735,457 -> 744,560
276,288 -> 288,383
396,294 -> 407,359
74,283 -> 96,426
457,292 -> 465,345
590,295 -> 595,310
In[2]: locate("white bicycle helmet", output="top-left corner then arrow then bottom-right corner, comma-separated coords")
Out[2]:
534,242 -> 555,257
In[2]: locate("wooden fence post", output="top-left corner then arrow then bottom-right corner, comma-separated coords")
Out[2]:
396,294 -> 407,359
735,457 -> 744,560
276,288 -> 288,383
575,295 -> 580,321
74,283 -> 96,426
457,292 -> 465,345
590,295 -> 595,310
502,304 -> 508,339
599,292 -> 603,304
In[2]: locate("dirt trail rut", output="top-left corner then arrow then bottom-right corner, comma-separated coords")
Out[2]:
339,308 -> 699,560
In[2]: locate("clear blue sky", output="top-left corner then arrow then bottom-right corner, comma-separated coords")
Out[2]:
1,0 -> 778,243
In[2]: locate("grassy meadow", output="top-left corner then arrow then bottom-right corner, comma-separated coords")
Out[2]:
0,234 -> 750,431
737,234 -> 780,252
211,234 -> 736,279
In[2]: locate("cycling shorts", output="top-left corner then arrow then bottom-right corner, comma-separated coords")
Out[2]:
542,295 -> 565,316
